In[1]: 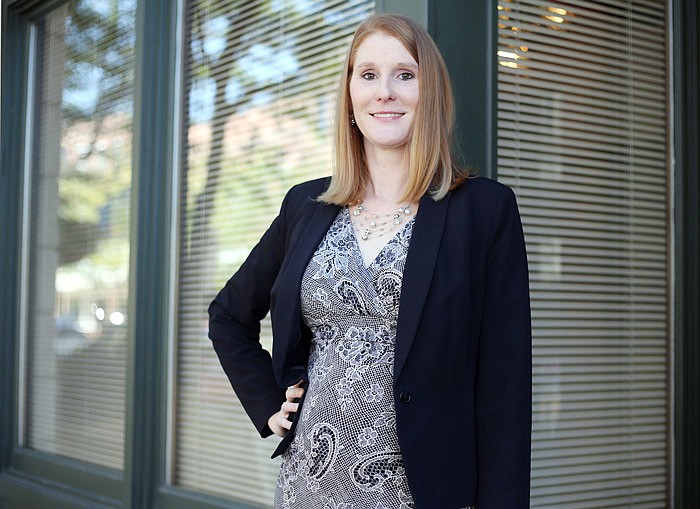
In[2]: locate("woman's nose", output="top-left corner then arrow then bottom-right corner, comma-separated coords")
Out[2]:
375,77 -> 395,101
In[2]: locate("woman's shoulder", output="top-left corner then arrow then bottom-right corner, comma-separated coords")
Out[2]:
284,176 -> 332,204
450,175 -> 515,204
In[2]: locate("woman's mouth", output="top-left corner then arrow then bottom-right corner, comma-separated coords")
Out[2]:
370,112 -> 404,119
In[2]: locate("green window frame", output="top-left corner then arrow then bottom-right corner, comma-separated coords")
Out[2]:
1,1 -> 698,508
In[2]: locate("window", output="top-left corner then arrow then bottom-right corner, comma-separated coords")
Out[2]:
23,0 -> 136,470
497,1 -> 669,506
2,1 -> 686,508
174,1 -> 374,505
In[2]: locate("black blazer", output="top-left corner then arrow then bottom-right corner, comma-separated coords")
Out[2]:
209,176 -> 532,508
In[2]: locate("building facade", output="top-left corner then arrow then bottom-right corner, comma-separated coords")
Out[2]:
1,0 -> 698,508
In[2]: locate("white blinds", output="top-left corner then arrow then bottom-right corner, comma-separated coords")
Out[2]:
25,0 -> 135,470
497,1 -> 668,507
175,1 -> 374,505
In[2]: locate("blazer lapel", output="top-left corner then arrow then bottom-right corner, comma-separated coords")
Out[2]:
394,192 -> 450,381
283,202 -> 339,298
272,201 -> 339,385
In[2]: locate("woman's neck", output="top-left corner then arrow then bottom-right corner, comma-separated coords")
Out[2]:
363,145 -> 410,205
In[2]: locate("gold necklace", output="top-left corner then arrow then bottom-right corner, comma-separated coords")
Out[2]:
350,203 -> 412,241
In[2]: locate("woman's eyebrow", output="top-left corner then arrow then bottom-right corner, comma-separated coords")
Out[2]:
354,61 -> 419,71
354,62 -> 375,71
397,62 -> 419,71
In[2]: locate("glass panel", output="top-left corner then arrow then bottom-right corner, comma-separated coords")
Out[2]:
25,0 -> 136,470
175,0 -> 374,505
497,1 -> 669,507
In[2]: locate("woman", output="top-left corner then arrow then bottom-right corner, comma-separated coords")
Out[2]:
209,13 -> 531,509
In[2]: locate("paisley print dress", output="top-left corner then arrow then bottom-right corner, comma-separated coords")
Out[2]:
274,208 -> 415,509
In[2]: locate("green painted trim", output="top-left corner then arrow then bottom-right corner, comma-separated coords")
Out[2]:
376,0 -> 428,27
1,0 -> 66,20
158,486 -> 267,509
9,449 -> 122,500
0,7 -> 29,472
673,0 -> 700,507
124,0 -> 179,507
0,473 -> 119,509
428,0 -> 497,179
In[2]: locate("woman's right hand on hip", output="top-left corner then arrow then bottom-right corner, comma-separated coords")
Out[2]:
267,380 -> 305,437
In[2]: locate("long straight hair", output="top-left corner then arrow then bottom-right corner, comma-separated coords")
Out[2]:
318,14 -> 467,206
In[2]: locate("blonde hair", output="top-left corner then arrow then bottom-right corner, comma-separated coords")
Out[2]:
319,13 -> 467,206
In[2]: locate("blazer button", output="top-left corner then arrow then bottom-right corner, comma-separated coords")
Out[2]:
399,391 -> 411,403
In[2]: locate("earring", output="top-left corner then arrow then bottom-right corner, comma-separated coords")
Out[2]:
351,117 -> 356,127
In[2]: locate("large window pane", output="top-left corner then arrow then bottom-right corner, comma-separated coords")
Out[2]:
497,1 -> 669,507
175,0 -> 374,505
25,0 -> 135,470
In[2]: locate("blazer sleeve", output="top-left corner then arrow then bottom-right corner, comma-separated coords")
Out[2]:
475,186 -> 532,508
208,190 -> 293,438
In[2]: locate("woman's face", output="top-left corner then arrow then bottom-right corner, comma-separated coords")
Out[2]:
349,32 -> 419,154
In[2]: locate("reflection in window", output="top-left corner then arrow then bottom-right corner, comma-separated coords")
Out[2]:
175,0 -> 374,505
25,0 -> 135,470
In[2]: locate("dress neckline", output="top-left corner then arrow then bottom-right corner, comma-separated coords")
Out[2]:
344,207 -> 415,269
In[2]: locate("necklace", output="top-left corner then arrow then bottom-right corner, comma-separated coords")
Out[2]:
350,202 -> 413,241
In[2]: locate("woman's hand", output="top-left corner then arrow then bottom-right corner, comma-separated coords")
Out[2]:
267,381 -> 305,437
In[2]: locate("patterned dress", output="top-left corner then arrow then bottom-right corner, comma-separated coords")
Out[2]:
275,208 -> 416,509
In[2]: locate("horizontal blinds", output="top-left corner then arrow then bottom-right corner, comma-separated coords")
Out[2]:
25,0 -> 135,470
176,1 -> 374,505
497,1 -> 668,507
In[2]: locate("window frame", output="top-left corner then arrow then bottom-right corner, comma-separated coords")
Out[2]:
672,0 -> 700,506
1,0 -> 698,508
0,0 -> 181,507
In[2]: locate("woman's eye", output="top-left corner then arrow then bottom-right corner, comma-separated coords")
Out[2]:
398,72 -> 415,81
361,72 -> 377,80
